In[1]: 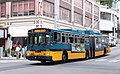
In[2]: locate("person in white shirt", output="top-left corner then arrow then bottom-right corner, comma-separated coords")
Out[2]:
15,45 -> 20,59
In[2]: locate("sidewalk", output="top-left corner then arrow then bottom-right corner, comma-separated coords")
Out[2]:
0,57 -> 26,60
0,57 -> 28,64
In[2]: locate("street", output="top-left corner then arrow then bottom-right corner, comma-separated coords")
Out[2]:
0,45 -> 120,74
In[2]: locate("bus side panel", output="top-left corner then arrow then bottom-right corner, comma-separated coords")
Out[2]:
26,50 -> 63,61
50,51 -> 63,61
95,50 -> 104,57
67,51 -> 86,59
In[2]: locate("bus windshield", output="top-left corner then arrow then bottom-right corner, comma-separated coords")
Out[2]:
28,33 -> 51,45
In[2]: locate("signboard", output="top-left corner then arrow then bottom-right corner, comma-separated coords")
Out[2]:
0,30 -> 4,38
34,29 -> 47,32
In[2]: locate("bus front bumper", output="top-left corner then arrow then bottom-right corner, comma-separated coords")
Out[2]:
26,56 -> 52,61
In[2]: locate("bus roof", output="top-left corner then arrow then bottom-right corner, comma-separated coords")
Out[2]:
28,28 -> 106,37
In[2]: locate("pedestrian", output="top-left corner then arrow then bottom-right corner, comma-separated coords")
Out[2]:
22,46 -> 25,58
15,45 -> 20,59
19,45 -> 23,58
24,46 -> 27,58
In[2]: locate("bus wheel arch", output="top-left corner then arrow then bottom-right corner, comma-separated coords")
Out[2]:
62,50 -> 68,63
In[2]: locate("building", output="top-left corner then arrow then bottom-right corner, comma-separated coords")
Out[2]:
116,1 -> 120,38
0,0 -> 100,56
97,0 -> 119,46
99,5 -> 119,46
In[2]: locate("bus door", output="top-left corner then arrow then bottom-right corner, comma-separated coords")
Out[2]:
89,36 -> 95,58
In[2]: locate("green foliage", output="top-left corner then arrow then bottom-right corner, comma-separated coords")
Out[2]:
99,0 -> 120,8
108,0 -> 113,8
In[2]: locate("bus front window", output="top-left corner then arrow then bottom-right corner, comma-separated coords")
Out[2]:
28,35 -> 34,45
28,34 -> 51,45
38,34 -> 50,45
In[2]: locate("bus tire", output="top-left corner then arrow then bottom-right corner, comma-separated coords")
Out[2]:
41,60 -> 46,64
62,51 -> 68,63
86,50 -> 89,60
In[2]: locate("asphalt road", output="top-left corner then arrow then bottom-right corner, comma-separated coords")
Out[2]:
0,45 -> 120,74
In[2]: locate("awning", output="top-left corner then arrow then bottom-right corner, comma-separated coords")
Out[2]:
0,23 -> 7,28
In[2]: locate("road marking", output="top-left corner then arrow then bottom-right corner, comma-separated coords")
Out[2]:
94,59 -> 108,62
94,58 -> 120,63
109,60 -> 120,63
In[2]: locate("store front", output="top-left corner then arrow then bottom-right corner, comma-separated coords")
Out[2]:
0,24 -> 8,57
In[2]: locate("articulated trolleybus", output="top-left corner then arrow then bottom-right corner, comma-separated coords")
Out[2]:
26,28 -> 110,63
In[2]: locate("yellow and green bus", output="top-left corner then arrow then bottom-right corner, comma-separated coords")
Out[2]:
26,28 -> 110,63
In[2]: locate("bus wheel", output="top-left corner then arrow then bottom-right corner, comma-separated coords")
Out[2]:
62,52 -> 68,63
86,51 -> 89,60
41,60 -> 46,64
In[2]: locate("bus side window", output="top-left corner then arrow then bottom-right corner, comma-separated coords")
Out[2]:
75,35 -> 78,43
96,38 -> 99,44
54,32 -> 61,43
69,34 -> 74,43
85,38 -> 88,43
66,34 -> 68,43
54,32 -> 57,42
62,33 -> 65,43
80,38 -> 84,43
57,33 -> 61,42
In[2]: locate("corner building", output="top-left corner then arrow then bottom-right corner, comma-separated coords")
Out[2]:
0,0 -> 99,47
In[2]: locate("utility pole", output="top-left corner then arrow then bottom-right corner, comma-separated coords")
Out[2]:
54,0 -> 59,29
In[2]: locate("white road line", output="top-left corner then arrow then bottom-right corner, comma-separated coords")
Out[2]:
95,59 -> 108,62
109,60 -> 120,63
94,58 -> 120,63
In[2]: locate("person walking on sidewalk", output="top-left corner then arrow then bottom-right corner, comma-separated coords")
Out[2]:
15,45 -> 20,59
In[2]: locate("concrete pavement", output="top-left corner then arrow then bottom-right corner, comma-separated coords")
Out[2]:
0,57 -> 25,60
0,57 -> 28,64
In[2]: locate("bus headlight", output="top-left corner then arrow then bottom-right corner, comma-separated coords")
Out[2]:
27,51 -> 31,56
44,53 -> 49,56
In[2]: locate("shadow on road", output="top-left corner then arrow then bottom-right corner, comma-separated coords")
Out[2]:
29,59 -> 90,66
29,55 -> 110,66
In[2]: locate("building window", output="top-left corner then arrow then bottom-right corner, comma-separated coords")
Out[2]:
94,5 -> 99,16
85,0 -> 92,13
0,3 -> 6,17
85,16 -> 92,27
12,0 -> 35,17
74,12 -> 83,25
29,0 -> 35,15
60,7 -> 71,22
62,0 -> 71,4
43,1 -> 54,18
74,0 -> 83,8
100,12 -> 111,21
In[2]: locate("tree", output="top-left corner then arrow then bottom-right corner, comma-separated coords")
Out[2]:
98,0 -> 120,8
